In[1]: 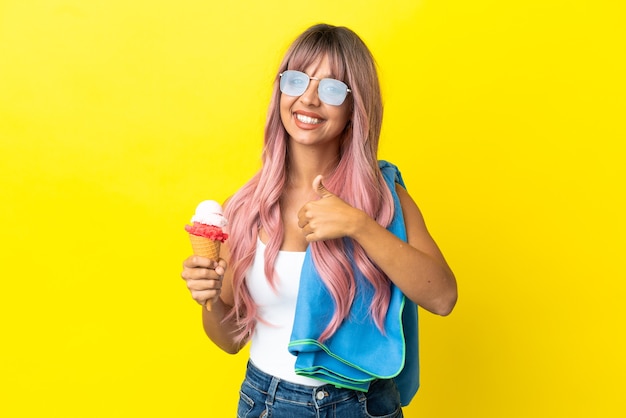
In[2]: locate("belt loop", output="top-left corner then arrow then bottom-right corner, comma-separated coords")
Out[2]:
265,376 -> 280,407
356,390 -> 367,403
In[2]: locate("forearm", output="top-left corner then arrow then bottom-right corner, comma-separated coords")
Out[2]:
201,297 -> 246,354
350,211 -> 457,316
298,180 -> 457,315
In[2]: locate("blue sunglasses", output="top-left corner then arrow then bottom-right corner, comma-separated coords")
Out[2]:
279,70 -> 352,106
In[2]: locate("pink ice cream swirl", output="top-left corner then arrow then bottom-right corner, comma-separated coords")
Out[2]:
185,223 -> 228,242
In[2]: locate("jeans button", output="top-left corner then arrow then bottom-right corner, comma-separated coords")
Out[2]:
316,390 -> 327,400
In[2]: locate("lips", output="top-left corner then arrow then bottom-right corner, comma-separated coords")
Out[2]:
296,113 -> 323,124
293,111 -> 325,131
294,111 -> 324,124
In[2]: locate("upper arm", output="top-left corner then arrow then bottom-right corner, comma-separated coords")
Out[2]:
396,183 -> 450,267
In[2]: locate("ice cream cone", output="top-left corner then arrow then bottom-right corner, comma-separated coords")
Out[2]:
185,200 -> 228,313
188,234 -> 221,261
188,234 -> 221,311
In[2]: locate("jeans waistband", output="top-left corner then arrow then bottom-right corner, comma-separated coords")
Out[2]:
244,360 -> 366,408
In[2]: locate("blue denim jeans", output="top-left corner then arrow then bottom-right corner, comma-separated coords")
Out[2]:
237,361 -> 403,418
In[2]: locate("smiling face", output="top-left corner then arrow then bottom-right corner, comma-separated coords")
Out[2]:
279,55 -> 352,149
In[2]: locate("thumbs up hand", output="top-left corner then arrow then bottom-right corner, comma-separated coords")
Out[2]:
297,175 -> 362,242
312,174 -> 334,199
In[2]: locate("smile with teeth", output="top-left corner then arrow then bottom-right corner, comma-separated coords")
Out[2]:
295,113 -> 323,124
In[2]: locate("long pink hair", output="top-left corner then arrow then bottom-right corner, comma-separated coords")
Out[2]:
224,24 -> 394,343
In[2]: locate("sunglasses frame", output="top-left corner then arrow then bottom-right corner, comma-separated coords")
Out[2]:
279,70 -> 352,106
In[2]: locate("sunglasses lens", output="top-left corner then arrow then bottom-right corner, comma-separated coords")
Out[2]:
319,79 -> 348,106
280,71 -> 309,96
280,70 -> 349,106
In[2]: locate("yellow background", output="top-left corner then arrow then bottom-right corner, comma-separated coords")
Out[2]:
1,0 -> 624,416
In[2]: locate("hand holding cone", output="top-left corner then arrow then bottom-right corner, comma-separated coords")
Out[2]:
185,200 -> 228,311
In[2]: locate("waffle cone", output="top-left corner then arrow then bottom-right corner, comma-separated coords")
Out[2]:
188,234 -> 221,312
188,234 -> 221,260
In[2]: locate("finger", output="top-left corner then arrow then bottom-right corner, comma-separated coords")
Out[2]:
185,272 -> 224,293
303,229 -> 319,242
186,278 -> 215,292
312,175 -> 333,198
217,258 -> 228,270
215,264 -> 225,276
300,223 -> 311,237
182,267 -> 209,282
183,255 -> 213,269
297,206 -> 310,228
181,263 -> 221,282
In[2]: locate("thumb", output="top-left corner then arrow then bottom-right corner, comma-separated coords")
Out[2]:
313,175 -> 333,198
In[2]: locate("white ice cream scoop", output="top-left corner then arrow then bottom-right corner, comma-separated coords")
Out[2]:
190,200 -> 227,227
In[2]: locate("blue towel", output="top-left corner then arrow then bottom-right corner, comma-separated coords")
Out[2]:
288,161 -> 420,406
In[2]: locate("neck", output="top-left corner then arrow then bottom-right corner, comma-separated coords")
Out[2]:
286,142 -> 340,189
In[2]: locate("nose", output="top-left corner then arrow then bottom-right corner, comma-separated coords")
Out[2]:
299,78 -> 321,106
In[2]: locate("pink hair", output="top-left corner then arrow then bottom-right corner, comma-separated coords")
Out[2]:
224,24 -> 394,343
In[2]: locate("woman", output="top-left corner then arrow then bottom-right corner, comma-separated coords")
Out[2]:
181,23 -> 457,417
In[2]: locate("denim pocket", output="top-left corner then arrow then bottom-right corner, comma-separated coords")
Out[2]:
361,380 -> 403,418
237,390 -> 254,418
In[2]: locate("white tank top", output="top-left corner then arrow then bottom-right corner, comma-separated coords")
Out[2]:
246,239 -> 326,386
